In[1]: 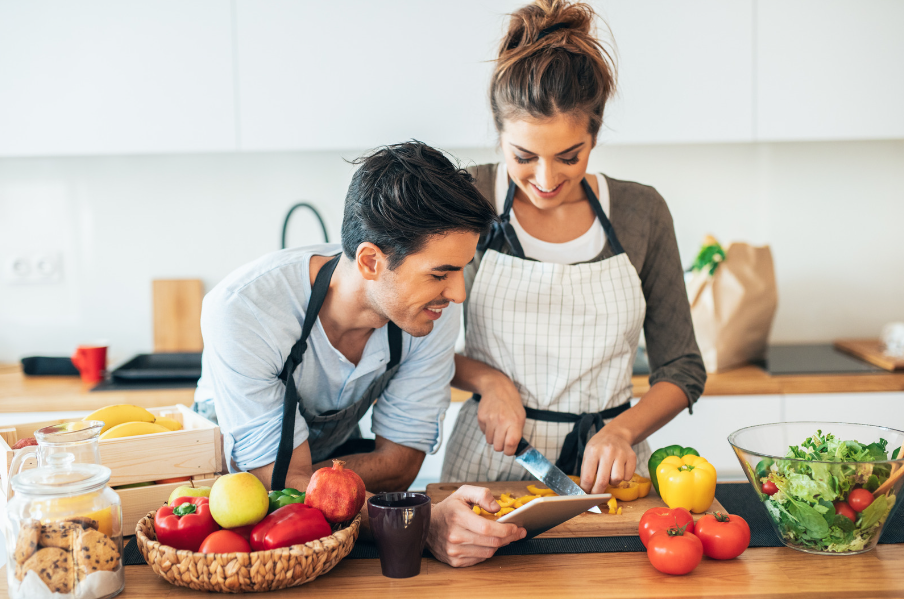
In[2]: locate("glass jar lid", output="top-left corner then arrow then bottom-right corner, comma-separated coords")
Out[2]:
35,420 -> 104,444
10,452 -> 111,496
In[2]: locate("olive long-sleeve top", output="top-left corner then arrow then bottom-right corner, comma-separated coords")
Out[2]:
462,163 -> 706,410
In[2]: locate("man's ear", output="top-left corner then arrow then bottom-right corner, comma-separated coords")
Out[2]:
355,242 -> 388,281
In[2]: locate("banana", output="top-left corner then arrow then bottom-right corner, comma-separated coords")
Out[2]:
83,404 -> 156,434
99,421 -> 170,440
153,416 -> 183,431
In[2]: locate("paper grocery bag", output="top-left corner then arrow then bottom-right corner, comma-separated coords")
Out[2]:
687,243 -> 778,373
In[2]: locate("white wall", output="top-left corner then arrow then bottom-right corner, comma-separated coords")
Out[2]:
1,140 -> 903,363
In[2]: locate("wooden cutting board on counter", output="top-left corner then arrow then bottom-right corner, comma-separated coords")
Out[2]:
426,481 -> 725,538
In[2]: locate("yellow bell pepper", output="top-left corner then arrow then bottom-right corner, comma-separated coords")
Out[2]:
656,454 -> 717,513
631,474 -> 652,498
496,493 -> 516,508
514,495 -> 539,508
606,480 -> 640,501
607,497 -> 618,514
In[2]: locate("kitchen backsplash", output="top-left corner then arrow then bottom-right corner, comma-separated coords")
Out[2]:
1,140 -> 902,363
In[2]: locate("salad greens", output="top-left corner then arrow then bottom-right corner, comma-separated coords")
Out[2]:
756,430 -> 898,553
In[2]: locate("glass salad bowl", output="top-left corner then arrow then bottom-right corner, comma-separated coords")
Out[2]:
729,422 -> 904,555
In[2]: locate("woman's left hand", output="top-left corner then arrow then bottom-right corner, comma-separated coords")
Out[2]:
579,426 -> 637,494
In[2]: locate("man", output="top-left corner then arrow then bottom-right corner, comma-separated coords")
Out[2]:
194,141 -> 525,567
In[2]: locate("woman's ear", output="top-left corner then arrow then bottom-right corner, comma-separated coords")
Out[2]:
355,242 -> 387,281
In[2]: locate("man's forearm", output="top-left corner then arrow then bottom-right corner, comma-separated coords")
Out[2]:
316,444 -> 424,493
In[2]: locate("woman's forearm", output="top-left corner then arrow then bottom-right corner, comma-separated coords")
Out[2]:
452,353 -> 508,395
604,381 -> 690,446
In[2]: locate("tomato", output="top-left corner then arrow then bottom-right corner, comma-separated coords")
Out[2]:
198,530 -> 251,554
646,525 -> 703,575
693,512 -> 750,560
834,501 -> 856,522
638,507 -> 695,548
761,480 -> 778,496
847,488 -> 874,513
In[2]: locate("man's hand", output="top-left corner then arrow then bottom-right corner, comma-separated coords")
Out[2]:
579,426 -> 637,494
427,485 -> 526,568
476,375 -> 526,456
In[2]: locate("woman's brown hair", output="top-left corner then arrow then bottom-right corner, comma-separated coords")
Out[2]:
491,0 -> 616,139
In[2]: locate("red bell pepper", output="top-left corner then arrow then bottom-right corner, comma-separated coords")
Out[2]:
250,503 -> 332,551
154,496 -> 221,552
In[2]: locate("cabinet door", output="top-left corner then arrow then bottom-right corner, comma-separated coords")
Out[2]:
783,392 -> 904,429
644,395 -> 782,480
598,0 -> 754,144
0,0 -> 236,156
757,0 -> 904,141
235,0 -> 507,152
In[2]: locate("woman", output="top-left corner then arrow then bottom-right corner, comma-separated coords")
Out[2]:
441,0 -> 706,494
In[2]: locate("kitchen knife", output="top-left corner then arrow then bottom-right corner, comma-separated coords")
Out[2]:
514,438 -> 602,514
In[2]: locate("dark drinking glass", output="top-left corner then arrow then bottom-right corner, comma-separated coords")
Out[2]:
367,492 -> 431,578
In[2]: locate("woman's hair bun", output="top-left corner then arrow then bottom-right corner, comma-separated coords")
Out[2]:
491,0 -> 616,139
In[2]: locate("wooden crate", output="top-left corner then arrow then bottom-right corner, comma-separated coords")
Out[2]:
1,404 -> 223,493
118,474 -> 221,536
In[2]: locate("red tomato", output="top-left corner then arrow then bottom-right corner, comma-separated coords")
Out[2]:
639,507 -> 695,548
693,512 -> 750,560
834,501 -> 856,522
646,526 -> 703,575
761,480 -> 778,496
198,530 -> 251,554
847,488 -> 874,513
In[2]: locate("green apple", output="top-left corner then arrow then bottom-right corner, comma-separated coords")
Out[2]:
166,485 -> 212,506
208,473 -> 268,528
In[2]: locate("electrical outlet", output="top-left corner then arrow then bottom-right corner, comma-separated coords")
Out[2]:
2,251 -> 64,284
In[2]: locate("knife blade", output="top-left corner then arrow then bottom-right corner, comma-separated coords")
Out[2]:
514,438 -> 602,513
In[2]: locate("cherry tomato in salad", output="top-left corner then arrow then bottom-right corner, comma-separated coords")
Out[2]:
639,507 -> 695,548
646,524 -> 703,575
693,512 -> 750,560
761,480 -> 778,496
198,530 -> 251,554
834,500 -> 857,522
847,488 -> 874,513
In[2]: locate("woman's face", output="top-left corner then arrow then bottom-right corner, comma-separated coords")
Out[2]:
500,112 -> 595,210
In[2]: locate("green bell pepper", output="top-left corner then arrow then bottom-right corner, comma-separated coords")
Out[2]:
648,445 -> 700,494
267,487 -> 306,514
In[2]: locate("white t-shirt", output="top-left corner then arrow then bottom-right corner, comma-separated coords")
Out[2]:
494,163 -> 609,264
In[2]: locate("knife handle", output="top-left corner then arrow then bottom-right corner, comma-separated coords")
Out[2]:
515,438 -> 530,456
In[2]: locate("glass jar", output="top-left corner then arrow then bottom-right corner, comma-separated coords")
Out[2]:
4,452 -> 124,599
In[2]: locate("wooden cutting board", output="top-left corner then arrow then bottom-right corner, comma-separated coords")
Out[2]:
426,481 -> 725,538
834,339 -> 904,371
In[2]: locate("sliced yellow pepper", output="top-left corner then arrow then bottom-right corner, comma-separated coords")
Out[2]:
607,497 -> 618,514
616,507 -> 622,515
656,454 -> 717,513
496,507 -> 514,517
514,495 -> 540,508
472,505 -> 481,515
631,474 -> 652,498
496,493 -> 516,508
606,480 -> 640,501
526,484 -> 557,497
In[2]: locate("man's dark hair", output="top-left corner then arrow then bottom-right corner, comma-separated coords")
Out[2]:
341,141 -> 497,269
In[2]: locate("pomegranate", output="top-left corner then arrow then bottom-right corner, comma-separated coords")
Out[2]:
305,460 -> 365,523
11,437 -> 37,450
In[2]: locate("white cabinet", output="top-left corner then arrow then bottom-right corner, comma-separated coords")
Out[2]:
599,1 -> 755,145
234,0 -> 506,152
783,392 -> 904,429
756,0 -> 904,141
0,0 -> 236,156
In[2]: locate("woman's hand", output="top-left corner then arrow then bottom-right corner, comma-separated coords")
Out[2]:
579,426 -> 637,494
426,485 -> 526,568
476,374 -> 526,456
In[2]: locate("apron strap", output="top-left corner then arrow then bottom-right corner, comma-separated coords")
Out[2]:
271,253 -> 340,491
487,177 -> 626,260
386,321 -> 402,369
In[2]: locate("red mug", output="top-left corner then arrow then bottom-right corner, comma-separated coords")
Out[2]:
71,345 -> 108,384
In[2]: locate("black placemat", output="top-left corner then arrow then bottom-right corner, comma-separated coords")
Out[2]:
122,483 -> 904,565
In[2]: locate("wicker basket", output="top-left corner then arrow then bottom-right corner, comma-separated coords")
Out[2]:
136,510 -> 360,593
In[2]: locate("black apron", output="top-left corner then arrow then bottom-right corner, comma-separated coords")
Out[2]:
476,178 -> 631,476
271,253 -> 403,490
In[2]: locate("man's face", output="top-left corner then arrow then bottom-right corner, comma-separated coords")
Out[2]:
369,230 -> 479,337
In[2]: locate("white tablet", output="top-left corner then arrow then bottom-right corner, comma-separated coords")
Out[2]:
496,494 -> 611,540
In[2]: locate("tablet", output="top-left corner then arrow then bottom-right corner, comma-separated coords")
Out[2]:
496,494 -> 611,540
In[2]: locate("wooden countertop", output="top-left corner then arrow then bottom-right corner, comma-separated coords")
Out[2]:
3,361 -> 904,413
3,544 -> 904,598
